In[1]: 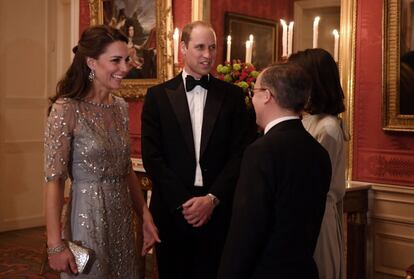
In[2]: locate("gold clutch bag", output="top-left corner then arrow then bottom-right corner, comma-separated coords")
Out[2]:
67,241 -> 95,274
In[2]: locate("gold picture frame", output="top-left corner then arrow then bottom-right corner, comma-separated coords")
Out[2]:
383,0 -> 414,132
89,0 -> 174,99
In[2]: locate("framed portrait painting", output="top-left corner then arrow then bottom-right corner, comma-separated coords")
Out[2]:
89,0 -> 174,98
383,0 -> 414,131
225,13 -> 278,70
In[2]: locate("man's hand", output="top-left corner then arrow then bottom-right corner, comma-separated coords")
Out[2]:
181,196 -> 215,227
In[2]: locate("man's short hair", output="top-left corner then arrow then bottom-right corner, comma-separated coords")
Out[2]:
180,21 -> 215,47
260,63 -> 311,113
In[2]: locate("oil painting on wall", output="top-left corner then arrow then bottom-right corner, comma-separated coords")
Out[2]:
102,0 -> 157,79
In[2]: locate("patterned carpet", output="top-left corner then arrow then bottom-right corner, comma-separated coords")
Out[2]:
0,226 -> 156,279
0,227 -> 58,279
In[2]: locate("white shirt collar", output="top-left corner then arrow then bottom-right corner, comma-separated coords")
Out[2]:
264,116 -> 300,134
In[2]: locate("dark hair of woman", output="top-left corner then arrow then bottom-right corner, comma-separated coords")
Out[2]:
288,48 -> 345,115
48,25 -> 128,113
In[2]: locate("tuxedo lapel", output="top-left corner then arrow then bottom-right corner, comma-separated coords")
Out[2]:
200,77 -> 224,158
166,76 -> 196,159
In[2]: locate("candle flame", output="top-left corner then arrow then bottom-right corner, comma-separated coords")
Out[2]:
249,34 -> 254,43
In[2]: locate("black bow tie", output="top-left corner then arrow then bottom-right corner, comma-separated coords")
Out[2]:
185,75 -> 210,91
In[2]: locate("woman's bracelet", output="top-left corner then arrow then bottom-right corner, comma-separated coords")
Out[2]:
47,242 -> 66,255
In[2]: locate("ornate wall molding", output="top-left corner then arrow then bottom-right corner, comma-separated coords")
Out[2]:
357,149 -> 414,186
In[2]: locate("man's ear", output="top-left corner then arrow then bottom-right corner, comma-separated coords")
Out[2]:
86,57 -> 96,70
180,41 -> 187,56
263,89 -> 273,104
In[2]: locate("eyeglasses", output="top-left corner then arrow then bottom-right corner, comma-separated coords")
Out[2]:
248,87 -> 268,98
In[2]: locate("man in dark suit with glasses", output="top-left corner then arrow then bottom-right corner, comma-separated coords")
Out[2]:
218,63 -> 332,279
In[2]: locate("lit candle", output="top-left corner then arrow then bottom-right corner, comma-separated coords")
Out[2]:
173,28 -> 179,64
313,16 -> 320,48
249,34 -> 254,63
226,35 -> 231,62
280,19 -> 288,57
248,43 -> 252,64
287,21 -> 294,57
245,40 -> 252,64
332,29 -> 339,62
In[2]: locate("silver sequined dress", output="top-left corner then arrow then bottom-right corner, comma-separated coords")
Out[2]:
44,97 -> 140,278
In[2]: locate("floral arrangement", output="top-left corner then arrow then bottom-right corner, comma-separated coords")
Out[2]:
216,60 -> 259,108
216,60 -> 260,92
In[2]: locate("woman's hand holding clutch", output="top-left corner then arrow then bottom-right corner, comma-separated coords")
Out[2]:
48,243 -> 78,274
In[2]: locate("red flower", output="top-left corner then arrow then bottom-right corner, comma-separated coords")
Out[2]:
240,72 -> 249,81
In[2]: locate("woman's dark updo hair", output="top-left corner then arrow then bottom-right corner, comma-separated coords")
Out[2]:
288,48 -> 345,115
49,25 -> 128,112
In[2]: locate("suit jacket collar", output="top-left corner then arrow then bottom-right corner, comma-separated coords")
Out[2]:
264,116 -> 300,134
165,74 -> 224,159
165,74 -> 195,159
266,118 -> 304,135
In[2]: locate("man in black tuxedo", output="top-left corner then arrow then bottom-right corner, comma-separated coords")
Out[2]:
141,21 -> 251,279
217,63 -> 332,279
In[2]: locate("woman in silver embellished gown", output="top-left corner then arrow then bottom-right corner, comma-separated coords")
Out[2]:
44,25 -> 160,278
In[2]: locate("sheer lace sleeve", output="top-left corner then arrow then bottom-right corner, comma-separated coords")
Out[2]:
44,99 -> 76,182
116,96 -> 132,174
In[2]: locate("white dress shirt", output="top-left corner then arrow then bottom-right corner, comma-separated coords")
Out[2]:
182,71 -> 208,186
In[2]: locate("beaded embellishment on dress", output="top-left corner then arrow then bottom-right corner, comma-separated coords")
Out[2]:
44,96 -> 140,278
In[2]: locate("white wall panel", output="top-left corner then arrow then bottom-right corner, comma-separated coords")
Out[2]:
0,0 -> 71,232
370,184 -> 414,279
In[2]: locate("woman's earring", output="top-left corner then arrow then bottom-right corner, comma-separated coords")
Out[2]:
88,69 -> 95,82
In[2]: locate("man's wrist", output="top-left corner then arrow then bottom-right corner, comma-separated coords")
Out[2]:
207,193 -> 220,207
